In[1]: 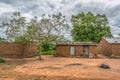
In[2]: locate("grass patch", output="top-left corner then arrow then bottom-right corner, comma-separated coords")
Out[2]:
0,57 -> 5,63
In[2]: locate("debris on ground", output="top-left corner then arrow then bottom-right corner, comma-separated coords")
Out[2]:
99,64 -> 110,69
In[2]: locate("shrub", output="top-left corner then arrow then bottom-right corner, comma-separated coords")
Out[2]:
0,57 -> 5,63
41,42 -> 55,55
41,50 -> 55,55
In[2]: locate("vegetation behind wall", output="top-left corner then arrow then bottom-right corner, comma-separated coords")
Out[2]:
41,42 -> 55,55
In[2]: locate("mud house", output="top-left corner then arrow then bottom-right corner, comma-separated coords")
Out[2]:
98,37 -> 120,56
56,42 -> 98,57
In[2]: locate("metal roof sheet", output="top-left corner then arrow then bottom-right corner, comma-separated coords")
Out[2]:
56,42 -> 98,46
104,37 -> 120,44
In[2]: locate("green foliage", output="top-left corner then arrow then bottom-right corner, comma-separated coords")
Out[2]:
1,12 -> 27,42
71,12 -> 111,42
0,57 -> 5,63
41,51 -> 55,55
0,37 -> 7,43
41,42 -> 55,55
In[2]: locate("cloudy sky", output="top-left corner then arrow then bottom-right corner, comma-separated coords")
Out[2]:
0,0 -> 120,39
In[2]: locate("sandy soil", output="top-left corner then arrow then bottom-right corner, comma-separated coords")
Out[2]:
0,55 -> 120,80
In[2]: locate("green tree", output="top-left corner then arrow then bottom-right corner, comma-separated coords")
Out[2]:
40,13 -> 69,43
2,12 -> 27,42
1,12 -> 33,56
71,12 -> 111,42
0,37 -> 7,43
28,16 -> 44,60
28,13 -> 69,59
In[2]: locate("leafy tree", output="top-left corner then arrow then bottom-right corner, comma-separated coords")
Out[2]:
28,13 -> 69,59
1,12 -> 33,56
28,16 -> 44,60
39,13 -> 69,43
52,13 -> 69,42
0,37 -> 7,43
1,12 -> 27,42
71,12 -> 111,42
1,11 -> 69,59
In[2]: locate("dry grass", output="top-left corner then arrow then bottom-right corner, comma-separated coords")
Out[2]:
0,55 -> 120,80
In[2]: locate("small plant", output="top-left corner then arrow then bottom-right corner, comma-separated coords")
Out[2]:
0,57 -> 5,63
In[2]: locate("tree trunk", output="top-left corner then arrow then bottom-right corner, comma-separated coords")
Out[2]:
38,41 -> 42,60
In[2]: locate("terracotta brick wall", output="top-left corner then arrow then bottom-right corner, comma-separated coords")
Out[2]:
112,44 -> 120,55
56,45 -> 70,57
0,42 -> 38,58
75,45 -> 83,56
56,45 -> 98,57
98,38 -> 112,56
89,45 -> 97,54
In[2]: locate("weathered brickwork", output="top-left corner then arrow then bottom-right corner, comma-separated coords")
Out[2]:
0,42 -> 38,58
56,44 -> 97,57
56,45 -> 70,57
112,44 -> 120,55
89,46 -> 97,54
75,45 -> 83,56
99,38 -> 120,56
98,38 -> 112,56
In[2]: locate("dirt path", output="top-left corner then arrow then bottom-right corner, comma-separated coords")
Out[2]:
0,56 -> 120,80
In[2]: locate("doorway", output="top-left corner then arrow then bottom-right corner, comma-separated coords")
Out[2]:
70,46 -> 75,56
83,45 -> 89,57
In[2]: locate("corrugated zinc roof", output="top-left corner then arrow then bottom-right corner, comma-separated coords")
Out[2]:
104,37 -> 120,44
56,42 -> 98,46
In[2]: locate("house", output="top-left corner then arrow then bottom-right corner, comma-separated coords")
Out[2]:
98,37 -> 120,56
56,42 -> 98,57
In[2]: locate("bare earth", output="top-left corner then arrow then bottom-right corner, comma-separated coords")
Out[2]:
0,55 -> 120,80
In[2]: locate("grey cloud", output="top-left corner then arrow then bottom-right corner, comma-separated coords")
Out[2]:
0,0 -> 120,37
74,1 -> 105,14
105,2 -> 120,18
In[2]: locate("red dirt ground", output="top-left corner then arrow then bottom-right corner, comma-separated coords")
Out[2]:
0,55 -> 120,80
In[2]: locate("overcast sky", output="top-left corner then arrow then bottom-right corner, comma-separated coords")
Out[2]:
0,0 -> 120,39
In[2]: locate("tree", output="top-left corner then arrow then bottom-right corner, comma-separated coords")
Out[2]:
0,37 -> 7,43
52,12 -> 69,42
1,12 -> 32,56
0,11 -> 69,60
71,12 -> 111,42
2,12 -> 27,42
28,16 -> 44,60
28,13 -> 69,59
39,13 -> 69,43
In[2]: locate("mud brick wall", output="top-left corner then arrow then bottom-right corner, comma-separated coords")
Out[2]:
56,45 -> 70,57
89,45 -> 97,54
75,45 -> 83,56
112,44 -> 120,55
0,42 -> 38,58
98,38 -> 112,56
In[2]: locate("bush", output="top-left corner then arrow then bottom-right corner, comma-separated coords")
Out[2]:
41,50 -> 55,55
41,42 -> 55,55
0,37 -> 7,43
0,57 -> 5,63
